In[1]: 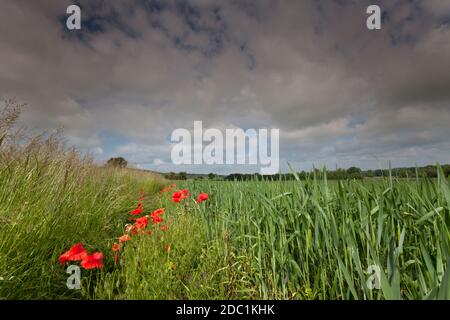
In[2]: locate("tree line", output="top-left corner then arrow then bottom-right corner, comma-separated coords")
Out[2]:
105,157 -> 450,181
224,165 -> 450,181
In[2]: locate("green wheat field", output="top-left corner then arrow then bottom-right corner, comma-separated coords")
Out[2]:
0,105 -> 449,300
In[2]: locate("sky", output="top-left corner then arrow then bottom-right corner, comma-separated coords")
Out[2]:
1,0 -> 450,174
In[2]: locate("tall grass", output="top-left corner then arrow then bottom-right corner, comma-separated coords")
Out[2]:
183,172 -> 450,300
0,100 -> 163,299
91,211 -> 253,300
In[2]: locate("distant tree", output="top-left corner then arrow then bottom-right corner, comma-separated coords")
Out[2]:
208,173 -> 216,180
299,171 -> 307,180
179,172 -> 187,180
164,172 -> 187,180
374,169 -> 384,177
347,167 -> 362,174
164,172 -> 175,180
347,167 -> 363,179
106,157 -> 128,168
424,165 -> 437,178
444,165 -> 450,179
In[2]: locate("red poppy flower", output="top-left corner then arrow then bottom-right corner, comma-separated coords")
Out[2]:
160,225 -> 168,231
151,215 -> 163,224
150,208 -> 164,219
81,252 -> 104,269
119,235 -> 131,243
112,243 -> 121,252
59,243 -> 88,265
197,193 -> 209,204
135,216 -> 148,230
172,189 -> 189,203
165,244 -> 169,253
150,208 -> 164,224
171,191 -> 183,202
131,206 -> 143,215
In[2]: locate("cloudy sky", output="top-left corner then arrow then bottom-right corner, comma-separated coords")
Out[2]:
1,0 -> 450,174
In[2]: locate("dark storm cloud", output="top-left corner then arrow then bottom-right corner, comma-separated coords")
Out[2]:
0,0 -> 449,172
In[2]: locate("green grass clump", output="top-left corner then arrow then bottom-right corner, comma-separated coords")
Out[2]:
0,101 -> 162,299
91,211 -> 253,300
181,170 -> 450,300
